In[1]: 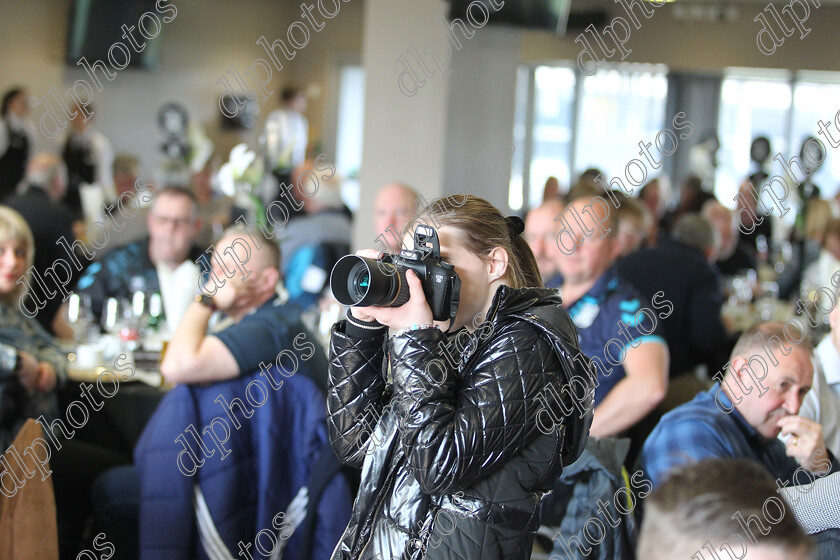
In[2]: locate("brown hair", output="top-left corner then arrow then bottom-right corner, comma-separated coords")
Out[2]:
220,223 -> 280,270
411,195 -> 542,289
564,179 -> 601,203
614,195 -> 651,231
154,185 -> 198,216
639,459 -> 812,559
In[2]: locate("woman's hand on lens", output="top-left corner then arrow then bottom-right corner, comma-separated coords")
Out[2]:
349,249 -> 387,322
354,269 -> 434,329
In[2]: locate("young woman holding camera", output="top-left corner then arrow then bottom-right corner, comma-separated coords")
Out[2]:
326,195 -> 593,560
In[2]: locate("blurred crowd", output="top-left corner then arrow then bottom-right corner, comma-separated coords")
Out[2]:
1,78 -> 838,560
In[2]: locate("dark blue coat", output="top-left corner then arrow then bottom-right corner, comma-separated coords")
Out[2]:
135,366 -> 353,560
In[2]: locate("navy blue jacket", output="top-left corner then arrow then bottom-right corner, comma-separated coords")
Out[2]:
135,366 -> 353,560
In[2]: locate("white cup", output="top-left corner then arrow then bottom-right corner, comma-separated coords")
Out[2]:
75,344 -> 104,369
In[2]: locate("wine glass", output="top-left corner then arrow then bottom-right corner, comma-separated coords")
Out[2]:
65,293 -> 94,343
757,281 -> 779,321
101,297 -> 129,335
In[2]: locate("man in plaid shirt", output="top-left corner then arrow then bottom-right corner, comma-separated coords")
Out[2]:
641,321 -> 840,539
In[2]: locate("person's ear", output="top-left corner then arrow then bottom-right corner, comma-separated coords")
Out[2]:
729,356 -> 749,395
192,216 -> 203,239
259,266 -> 280,294
487,247 -> 509,282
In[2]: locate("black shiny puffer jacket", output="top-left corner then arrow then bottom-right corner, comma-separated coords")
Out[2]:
326,286 -> 594,560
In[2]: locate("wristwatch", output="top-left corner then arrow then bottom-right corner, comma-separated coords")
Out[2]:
195,293 -> 217,311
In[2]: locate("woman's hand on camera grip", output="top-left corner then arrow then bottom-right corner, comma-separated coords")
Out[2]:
349,251 -> 434,329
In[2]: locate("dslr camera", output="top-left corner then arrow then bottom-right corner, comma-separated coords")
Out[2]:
330,225 -> 461,322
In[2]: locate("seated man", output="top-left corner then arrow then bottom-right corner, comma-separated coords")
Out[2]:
555,195 -> 669,445
95,226 -> 340,554
161,224 -> 329,392
193,159 -> 238,248
5,153 -> 79,333
641,322 -> 840,542
616,213 -> 729,380
638,459 -> 813,560
119,226 -> 346,558
703,199 -> 757,276
641,321 -> 837,483
73,186 -> 202,330
524,199 -> 565,289
800,284 -> 840,457
537,195 -> 668,560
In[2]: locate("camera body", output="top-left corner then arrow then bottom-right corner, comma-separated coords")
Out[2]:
330,225 -> 461,323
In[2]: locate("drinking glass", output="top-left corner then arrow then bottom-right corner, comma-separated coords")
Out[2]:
65,293 -> 94,343
101,297 -> 127,335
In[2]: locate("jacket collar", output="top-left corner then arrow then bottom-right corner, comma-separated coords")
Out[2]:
485,285 -> 563,325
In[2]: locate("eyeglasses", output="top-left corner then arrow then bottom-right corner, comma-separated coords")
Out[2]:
151,214 -> 196,230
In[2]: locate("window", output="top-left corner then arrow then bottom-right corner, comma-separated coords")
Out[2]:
716,69 -> 840,213
510,64 -> 576,211
333,62 -> 365,211
790,76 -> 840,195
716,71 -> 792,209
573,65 -> 668,182
530,66 -> 576,207
510,63 -> 668,211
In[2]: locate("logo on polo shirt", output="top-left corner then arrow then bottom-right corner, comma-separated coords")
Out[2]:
572,300 -> 600,329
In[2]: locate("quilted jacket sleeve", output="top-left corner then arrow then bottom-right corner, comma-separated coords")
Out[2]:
389,321 -> 566,495
326,319 -> 389,469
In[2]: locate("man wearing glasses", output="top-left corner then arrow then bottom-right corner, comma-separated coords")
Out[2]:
74,186 -> 203,330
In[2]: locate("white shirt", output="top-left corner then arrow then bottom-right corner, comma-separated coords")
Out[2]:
800,335 -> 840,457
262,109 -> 308,170
801,250 -> 840,295
156,259 -> 201,330
65,126 -> 115,209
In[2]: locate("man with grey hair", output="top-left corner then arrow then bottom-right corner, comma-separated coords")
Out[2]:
672,213 -> 718,261
101,153 -> 151,249
641,322 -> 840,555
6,153 -> 78,332
703,199 -> 757,275
616,212 -> 728,380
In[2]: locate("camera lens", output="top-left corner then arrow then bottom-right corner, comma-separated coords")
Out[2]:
331,255 -> 404,308
349,266 -> 371,301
